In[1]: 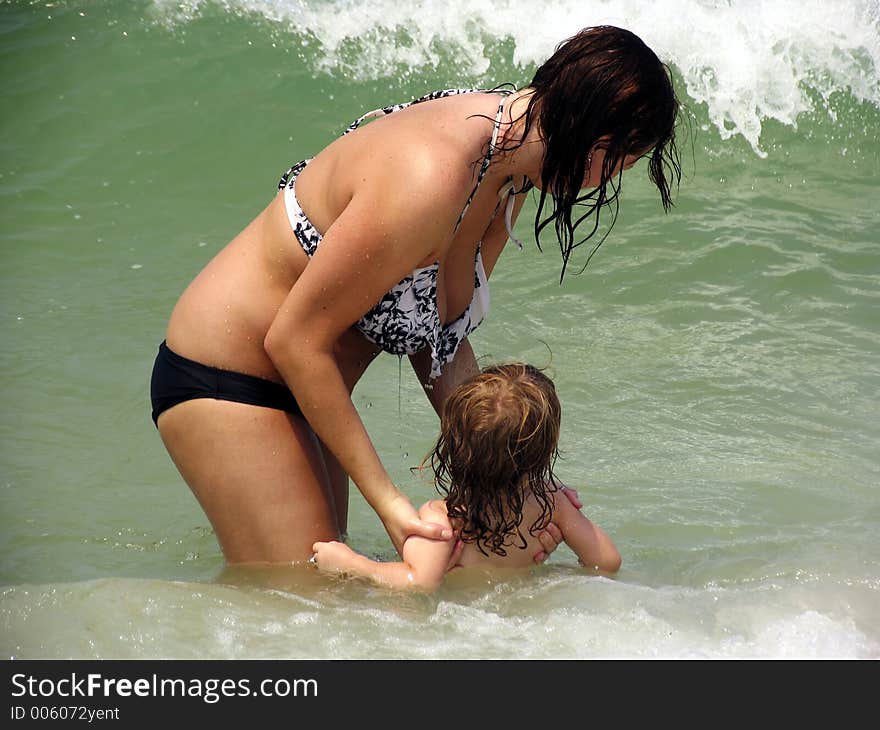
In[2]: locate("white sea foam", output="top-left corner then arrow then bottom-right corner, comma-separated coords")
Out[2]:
153,0 -> 880,156
1,576 -> 876,658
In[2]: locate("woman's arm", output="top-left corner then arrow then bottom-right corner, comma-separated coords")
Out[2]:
409,337 -> 480,415
312,501 -> 455,591
551,492 -> 622,573
265,158 -> 471,554
405,174 -> 531,410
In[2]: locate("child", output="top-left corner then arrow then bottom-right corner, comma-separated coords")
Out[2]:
310,363 -> 621,590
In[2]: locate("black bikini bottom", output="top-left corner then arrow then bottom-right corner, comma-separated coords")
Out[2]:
150,341 -> 303,426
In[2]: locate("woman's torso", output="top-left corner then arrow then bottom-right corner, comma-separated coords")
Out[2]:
165,91 -> 518,389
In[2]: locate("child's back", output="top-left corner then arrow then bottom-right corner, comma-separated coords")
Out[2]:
447,493 -> 550,570
422,489 -> 619,574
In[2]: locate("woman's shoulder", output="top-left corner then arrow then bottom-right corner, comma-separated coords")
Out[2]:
386,128 -> 482,197
353,92 -> 500,187
335,132 -> 478,246
304,91 -> 502,243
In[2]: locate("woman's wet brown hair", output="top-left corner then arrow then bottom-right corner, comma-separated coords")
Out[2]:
425,363 -> 562,557
499,25 -> 682,280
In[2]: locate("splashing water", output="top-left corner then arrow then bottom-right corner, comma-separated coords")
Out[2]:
153,0 -> 880,156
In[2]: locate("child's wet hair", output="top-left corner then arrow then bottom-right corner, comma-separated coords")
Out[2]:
427,363 -> 562,556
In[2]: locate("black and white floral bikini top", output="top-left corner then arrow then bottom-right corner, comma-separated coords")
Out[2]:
278,88 -> 525,381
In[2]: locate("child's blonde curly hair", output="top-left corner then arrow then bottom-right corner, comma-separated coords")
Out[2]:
426,363 -> 562,556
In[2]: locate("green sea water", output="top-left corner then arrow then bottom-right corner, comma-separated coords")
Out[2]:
1,0 -> 878,658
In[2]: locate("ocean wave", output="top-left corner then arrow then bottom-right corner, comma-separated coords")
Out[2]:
152,0 -> 880,156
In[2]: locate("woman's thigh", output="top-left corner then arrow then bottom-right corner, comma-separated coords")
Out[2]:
157,398 -> 339,563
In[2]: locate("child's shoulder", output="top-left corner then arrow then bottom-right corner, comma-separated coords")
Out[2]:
419,499 -> 449,522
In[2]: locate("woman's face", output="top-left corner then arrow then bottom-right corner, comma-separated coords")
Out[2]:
525,134 -> 650,193
582,143 -> 644,189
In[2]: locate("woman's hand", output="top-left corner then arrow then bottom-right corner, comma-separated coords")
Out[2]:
559,484 -> 583,509
445,536 -> 465,573
380,491 -> 453,557
533,485 -> 582,563
533,522 -> 564,564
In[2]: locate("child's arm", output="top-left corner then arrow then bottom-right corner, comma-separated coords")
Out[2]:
311,500 -> 455,591
550,491 -> 622,573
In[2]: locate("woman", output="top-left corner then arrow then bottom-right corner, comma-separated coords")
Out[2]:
150,25 -> 680,564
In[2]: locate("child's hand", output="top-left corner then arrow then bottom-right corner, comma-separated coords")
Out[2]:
310,541 -> 358,575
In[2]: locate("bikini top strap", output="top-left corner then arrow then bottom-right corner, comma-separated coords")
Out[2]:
342,88 -> 487,136
497,178 -> 526,250
453,96 -> 508,234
